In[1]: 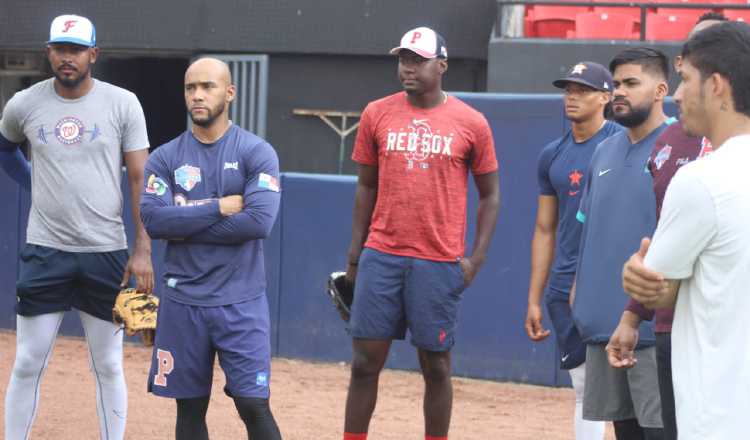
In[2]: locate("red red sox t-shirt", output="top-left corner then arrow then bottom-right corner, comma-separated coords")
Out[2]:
352,92 -> 498,262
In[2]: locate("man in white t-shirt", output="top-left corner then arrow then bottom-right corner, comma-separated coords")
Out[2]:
618,21 -> 750,440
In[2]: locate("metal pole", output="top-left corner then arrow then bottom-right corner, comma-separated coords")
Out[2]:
338,115 -> 348,174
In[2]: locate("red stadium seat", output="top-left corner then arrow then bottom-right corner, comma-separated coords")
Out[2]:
593,6 -> 644,23
591,0 -> 648,23
654,0 -> 712,21
723,9 -> 750,23
573,12 -> 639,39
525,5 -> 591,38
646,12 -> 698,40
591,0 -> 649,35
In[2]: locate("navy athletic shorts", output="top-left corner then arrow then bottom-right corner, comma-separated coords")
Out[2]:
148,294 -> 272,399
16,243 -> 129,321
348,247 -> 466,352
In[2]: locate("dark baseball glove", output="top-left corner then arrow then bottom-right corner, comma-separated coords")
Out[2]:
327,271 -> 354,322
112,288 -> 159,346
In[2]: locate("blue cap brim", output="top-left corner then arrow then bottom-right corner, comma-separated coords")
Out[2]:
47,37 -> 95,47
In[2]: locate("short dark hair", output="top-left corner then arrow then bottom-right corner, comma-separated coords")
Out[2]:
681,21 -> 750,117
609,47 -> 669,81
696,11 -> 728,24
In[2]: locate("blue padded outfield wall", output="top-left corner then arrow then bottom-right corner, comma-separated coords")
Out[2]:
0,94 -> 677,387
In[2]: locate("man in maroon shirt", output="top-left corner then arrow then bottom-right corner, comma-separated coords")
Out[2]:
605,12 -> 726,440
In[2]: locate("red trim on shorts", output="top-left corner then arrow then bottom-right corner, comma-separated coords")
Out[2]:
344,432 -> 367,440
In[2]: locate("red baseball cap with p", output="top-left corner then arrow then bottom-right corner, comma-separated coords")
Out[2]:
390,27 -> 448,59
48,14 -> 96,47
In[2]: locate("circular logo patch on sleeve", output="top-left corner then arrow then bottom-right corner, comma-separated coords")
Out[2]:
146,174 -> 168,196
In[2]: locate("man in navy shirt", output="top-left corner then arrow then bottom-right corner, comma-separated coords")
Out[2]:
573,48 -> 672,440
526,61 -> 620,440
140,58 -> 282,440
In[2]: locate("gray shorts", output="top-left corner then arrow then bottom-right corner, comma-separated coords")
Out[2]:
583,344 -> 663,428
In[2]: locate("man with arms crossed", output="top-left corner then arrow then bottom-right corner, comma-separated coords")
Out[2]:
611,21 -> 750,439
141,58 -> 282,440
573,47 -> 672,440
342,27 -> 500,440
526,61 -> 620,440
0,15 -> 153,440
606,13 -> 727,440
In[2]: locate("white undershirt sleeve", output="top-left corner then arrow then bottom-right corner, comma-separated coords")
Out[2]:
644,167 -> 717,279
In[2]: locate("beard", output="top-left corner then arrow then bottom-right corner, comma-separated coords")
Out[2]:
612,101 -> 653,128
53,65 -> 89,89
189,101 -> 226,127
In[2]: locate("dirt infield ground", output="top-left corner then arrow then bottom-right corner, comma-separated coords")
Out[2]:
0,331 -> 614,439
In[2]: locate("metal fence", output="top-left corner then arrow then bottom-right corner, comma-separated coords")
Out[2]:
189,54 -> 269,138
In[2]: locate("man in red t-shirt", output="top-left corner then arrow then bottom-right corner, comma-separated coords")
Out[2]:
341,27 -> 500,440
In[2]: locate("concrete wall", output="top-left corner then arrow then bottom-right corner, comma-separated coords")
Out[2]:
0,0 -> 496,59
488,39 -> 683,94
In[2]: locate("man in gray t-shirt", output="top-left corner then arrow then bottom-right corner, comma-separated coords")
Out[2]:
0,14 -> 152,440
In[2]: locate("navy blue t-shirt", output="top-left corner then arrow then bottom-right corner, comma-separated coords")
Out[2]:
537,121 -> 623,299
573,121 -> 672,345
140,124 -> 281,306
